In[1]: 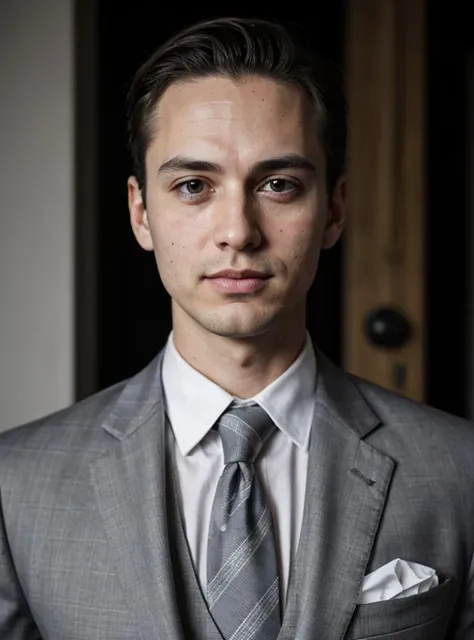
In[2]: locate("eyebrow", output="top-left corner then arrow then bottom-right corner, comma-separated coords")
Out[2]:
157,154 -> 317,177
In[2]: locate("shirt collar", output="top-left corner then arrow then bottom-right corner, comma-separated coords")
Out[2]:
161,331 -> 316,456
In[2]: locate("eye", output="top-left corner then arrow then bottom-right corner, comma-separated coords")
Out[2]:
260,178 -> 299,194
175,179 -> 209,198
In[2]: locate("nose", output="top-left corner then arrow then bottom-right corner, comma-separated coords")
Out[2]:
213,193 -> 263,252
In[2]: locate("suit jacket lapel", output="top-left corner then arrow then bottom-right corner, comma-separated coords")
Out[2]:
285,350 -> 396,640
90,351 -> 185,640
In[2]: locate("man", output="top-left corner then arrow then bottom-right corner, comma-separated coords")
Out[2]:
1,16 -> 473,640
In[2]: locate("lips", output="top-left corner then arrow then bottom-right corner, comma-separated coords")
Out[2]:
205,270 -> 271,294
207,269 -> 271,280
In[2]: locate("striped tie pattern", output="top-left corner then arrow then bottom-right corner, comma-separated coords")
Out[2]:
207,404 -> 281,640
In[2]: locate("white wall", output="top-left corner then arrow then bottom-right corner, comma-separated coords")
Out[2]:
0,0 -> 74,429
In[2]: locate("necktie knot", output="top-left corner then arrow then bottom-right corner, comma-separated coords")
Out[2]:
215,404 -> 275,464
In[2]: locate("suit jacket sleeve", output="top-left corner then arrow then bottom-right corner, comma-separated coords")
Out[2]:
0,488 -> 41,639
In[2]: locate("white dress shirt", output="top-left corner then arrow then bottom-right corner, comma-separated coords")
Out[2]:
161,331 -> 316,605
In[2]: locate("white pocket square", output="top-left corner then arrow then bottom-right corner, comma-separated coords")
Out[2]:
358,558 -> 439,604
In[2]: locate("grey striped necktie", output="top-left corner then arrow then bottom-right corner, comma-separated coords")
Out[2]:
207,403 -> 281,640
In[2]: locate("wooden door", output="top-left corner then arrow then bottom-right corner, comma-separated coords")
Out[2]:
344,0 -> 426,401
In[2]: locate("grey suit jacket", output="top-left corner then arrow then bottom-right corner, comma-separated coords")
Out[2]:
1,347 -> 474,639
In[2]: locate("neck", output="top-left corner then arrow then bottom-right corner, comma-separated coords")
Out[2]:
171,310 -> 307,399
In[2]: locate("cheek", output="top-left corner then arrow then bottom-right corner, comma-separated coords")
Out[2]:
148,217 -> 202,285
147,220 -> 176,269
278,220 -> 322,271
269,191 -> 326,264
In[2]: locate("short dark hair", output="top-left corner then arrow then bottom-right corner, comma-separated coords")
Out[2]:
126,16 -> 347,196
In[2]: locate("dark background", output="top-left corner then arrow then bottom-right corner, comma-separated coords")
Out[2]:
78,2 -> 471,418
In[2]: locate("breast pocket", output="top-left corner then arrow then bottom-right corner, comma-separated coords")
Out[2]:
344,576 -> 454,640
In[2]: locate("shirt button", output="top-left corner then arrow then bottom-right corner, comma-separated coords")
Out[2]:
220,523 -> 228,532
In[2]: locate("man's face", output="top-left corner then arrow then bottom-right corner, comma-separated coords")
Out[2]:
128,75 -> 345,340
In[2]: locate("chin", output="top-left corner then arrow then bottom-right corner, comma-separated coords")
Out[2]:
195,310 -> 279,340
205,326 -> 268,340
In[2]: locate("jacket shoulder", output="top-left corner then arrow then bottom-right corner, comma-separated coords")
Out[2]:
352,374 -> 474,467
0,378 -> 128,462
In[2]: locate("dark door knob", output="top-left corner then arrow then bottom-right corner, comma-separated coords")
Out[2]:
365,307 -> 411,349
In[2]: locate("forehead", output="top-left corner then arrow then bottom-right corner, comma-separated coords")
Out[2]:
146,75 -> 323,169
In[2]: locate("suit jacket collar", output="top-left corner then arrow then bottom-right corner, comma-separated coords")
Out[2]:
100,344 -> 382,444
312,347 -> 381,439
100,351 -> 164,441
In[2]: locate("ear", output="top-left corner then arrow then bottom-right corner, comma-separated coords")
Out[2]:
321,175 -> 347,250
128,176 -> 154,251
